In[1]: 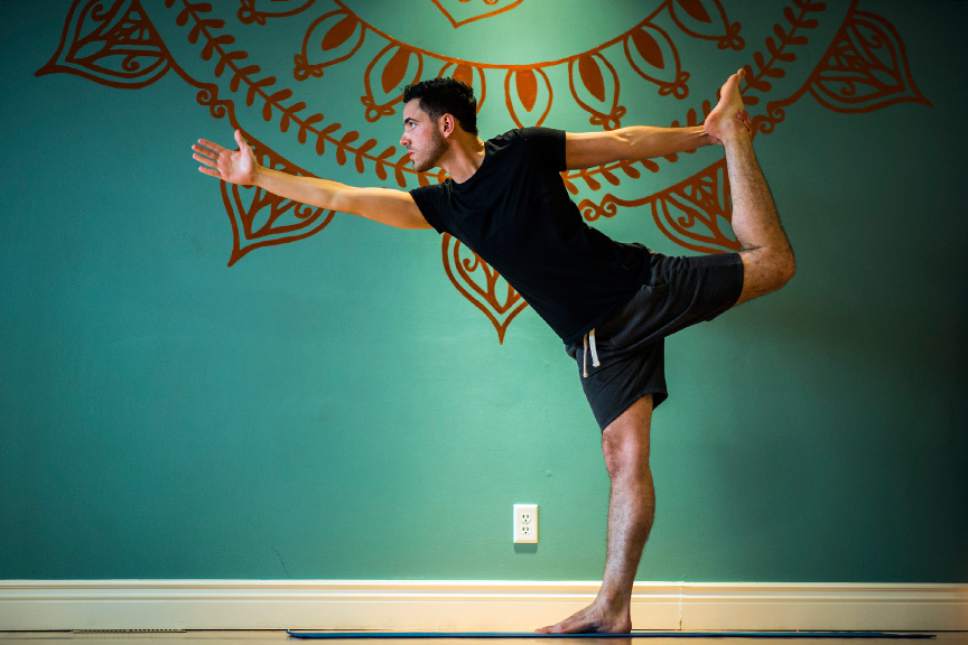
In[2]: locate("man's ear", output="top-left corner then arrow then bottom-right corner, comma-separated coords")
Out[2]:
439,113 -> 455,138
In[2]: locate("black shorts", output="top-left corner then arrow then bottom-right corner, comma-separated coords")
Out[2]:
565,250 -> 745,432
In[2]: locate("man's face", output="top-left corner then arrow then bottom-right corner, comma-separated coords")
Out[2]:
400,99 -> 447,172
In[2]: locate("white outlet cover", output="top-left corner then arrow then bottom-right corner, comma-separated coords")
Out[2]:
513,503 -> 539,544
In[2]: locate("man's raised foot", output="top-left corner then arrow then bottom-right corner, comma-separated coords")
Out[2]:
704,68 -> 753,145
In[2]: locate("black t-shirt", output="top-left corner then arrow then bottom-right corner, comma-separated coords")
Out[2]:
409,127 -> 651,347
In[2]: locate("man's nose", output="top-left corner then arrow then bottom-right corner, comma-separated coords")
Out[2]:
399,133 -> 408,147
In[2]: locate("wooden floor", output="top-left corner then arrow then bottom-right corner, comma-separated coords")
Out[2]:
0,632 -> 964,644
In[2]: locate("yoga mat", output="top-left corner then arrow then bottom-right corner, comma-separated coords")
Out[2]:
286,630 -> 935,639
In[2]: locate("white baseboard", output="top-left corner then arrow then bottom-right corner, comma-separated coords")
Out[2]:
0,580 -> 965,632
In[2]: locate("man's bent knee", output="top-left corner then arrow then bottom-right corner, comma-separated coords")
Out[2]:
737,246 -> 795,304
777,246 -> 796,286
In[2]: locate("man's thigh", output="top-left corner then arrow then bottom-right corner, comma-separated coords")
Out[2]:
618,250 -> 744,343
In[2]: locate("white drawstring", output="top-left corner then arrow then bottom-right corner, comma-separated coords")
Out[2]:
581,328 -> 600,378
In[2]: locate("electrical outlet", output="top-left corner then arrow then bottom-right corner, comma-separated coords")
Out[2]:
513,503 -> 539,544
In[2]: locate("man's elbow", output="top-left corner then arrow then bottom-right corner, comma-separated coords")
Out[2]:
616,127 -> 636,161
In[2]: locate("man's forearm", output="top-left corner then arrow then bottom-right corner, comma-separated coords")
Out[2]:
621,125 -> 713,160
253,166 -> 349,210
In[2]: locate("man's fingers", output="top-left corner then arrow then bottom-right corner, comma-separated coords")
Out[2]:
192,152 -> 218,168
191,145 -> 217,162
198,166 -> 221,178
197,138 -> 227,154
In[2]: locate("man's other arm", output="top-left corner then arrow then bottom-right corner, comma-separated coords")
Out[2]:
193,130 -> 430,229
564,126 -> 714,170
255,167 -> 431,230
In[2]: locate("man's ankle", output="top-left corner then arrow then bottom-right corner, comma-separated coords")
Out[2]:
596,586 -> 632,609
722,131 -> 754,151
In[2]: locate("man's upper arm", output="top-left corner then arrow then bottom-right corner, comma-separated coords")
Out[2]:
334,187 -> 432,230
564,130 -> 629,170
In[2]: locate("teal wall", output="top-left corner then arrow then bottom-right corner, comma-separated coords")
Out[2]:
1,1 -> 965,582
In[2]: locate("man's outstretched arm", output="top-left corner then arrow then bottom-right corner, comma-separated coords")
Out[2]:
565,125 -> 712,170
564,71 -> 759,170
192,129 -> 431,230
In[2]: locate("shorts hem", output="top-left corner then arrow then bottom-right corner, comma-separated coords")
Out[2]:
596,388 -> 668,432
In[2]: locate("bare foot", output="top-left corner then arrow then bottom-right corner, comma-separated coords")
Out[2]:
704,68 -> 753,145
534,601 -> 631,634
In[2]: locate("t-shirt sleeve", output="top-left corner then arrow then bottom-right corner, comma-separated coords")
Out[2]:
409,183 -> 449,235
519,127 -> 566,172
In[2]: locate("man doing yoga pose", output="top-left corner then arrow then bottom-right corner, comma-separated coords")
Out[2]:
191,69 -> 795,634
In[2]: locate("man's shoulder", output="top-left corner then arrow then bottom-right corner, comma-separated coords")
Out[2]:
408,177 -> 452,204
485,128 -> 523,148
496,127 -> 566,172
485,128 -> 561,160
486,127 -> 563,143
410,178 -> 452,193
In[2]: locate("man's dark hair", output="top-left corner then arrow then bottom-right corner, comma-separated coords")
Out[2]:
403,78 -> 478,135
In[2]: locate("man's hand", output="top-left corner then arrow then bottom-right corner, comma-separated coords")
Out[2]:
703,69 -> 753,145
192,129 -> 259,186
191,128 -> 429,229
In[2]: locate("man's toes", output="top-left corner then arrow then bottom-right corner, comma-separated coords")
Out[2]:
535,619 -> 575,634
553,620 -> 590,634
535,621 -> 566,634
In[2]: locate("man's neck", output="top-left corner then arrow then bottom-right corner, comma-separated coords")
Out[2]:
440,136 -> 486,184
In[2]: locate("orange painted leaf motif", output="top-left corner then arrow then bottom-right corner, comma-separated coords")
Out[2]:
631,26 -> 664,69
296,9 -> 366,80
624,24 -> 683,93
431,0 -> 524,28
237,0 -> 317,26
504,68 -> 552,127
441,234 -> 528,344
515,69 -> 538,112
568,54 -> 624,128
35,0 -> 170,89
362,44 -> 423,121
321,14 -> 357,51
676,0 -> 712,23
668,0 -> 743,50
576,160 -> 738,254
216,132 -> 335,266
808,10 -> 931,113
577,55 -> 606,103
439,61 -> 487,112
382,46 -> 411,94
453,63 -> 473,86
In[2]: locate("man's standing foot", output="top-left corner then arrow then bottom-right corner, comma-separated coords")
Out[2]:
535,599 -> 631,634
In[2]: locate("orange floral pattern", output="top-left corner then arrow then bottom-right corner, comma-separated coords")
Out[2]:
37,0 -> 929,343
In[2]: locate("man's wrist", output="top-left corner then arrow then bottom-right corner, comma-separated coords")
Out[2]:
250,163 -> 266,187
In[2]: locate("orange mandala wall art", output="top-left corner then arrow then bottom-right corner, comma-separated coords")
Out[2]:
37,0 -> 930,343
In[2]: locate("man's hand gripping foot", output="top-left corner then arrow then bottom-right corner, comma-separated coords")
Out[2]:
704,68 -> 754,145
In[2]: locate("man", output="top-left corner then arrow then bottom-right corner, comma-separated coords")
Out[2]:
191,69 -> 795,634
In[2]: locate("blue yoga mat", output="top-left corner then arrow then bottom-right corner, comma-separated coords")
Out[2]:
286,630 -> 935,639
